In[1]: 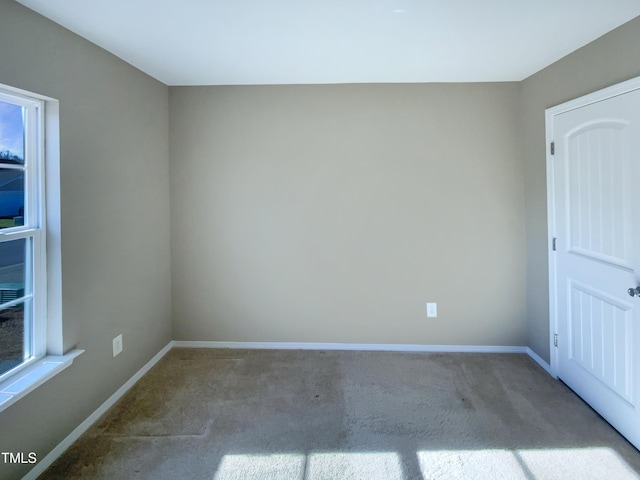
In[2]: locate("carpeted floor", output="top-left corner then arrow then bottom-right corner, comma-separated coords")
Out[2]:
40,349 -> 640,479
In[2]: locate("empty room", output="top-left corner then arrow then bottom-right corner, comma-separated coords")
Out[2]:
1,0 -> 640,478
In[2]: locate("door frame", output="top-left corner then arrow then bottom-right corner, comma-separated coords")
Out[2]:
545,74 -> 640,378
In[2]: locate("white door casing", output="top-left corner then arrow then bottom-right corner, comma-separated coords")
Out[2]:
546,77 -> 640,450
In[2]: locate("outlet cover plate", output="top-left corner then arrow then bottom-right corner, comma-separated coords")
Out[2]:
113,334 -> 123,357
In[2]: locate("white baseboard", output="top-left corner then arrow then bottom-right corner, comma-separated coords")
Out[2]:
172,340 -> 528,354
526,347 -> 554,377
175,341 -> 555,377
23,341 -> 174,480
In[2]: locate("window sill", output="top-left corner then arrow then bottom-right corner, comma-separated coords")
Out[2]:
0,349 -> 84,413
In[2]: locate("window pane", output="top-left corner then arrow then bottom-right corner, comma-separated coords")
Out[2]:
0,100 -> 25,165
0,238 -> 30,376
0,238 -> 27,305
0,169 -> 25,229
0,301 -> 31,376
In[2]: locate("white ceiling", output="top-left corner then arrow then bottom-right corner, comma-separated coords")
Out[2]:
15,0 -> 640,86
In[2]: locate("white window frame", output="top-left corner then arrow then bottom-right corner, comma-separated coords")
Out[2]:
0,83 -> 82,412
0,88 -> 46,380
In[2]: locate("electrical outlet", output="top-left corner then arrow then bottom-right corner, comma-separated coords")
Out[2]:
426,302 -> 437,318
113,334 -> 123,357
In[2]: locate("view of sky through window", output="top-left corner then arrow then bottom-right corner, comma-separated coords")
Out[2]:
0,100 -> 24,162
0,101 -> 26,227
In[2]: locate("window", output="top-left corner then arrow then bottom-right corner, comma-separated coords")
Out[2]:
0,84 -> 79,412
0,87 -> 46,381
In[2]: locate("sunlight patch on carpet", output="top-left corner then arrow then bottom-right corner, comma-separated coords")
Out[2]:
516,447 -> 640,479
212,447 -> 639,480
307,452 -> 403,479
418,447 -> 640,480
212,452 -> 404,480
418,449 -> 523,479
213,454 -> 305,480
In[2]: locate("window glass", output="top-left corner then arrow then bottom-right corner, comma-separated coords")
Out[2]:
0,238 -> 27,301
0,169 -> 25,229
0,238 -> 29,376
0,300 -> 31,376
0,100 -> 25,230
0,100 -> 25,165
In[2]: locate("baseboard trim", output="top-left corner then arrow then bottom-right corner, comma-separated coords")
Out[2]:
23,341 -> 174,480
172,340 -> 528,354
526,347 -> 554,377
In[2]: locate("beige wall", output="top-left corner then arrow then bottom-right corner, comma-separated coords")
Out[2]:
521,16 -> 640,363
170,83 -> 527,346
0,1 -> 172,478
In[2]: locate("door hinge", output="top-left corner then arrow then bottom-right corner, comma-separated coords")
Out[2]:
550,141 -> 555,155
552,237 -> 557,251
554,334 -> 558,347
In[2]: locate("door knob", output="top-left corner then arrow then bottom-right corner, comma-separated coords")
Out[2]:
629,287 -> 640,297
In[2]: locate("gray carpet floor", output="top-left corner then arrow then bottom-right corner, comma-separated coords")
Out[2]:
40,349 -> 640,479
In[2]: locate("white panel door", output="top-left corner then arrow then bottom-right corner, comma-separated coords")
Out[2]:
551,86 -> 640,450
